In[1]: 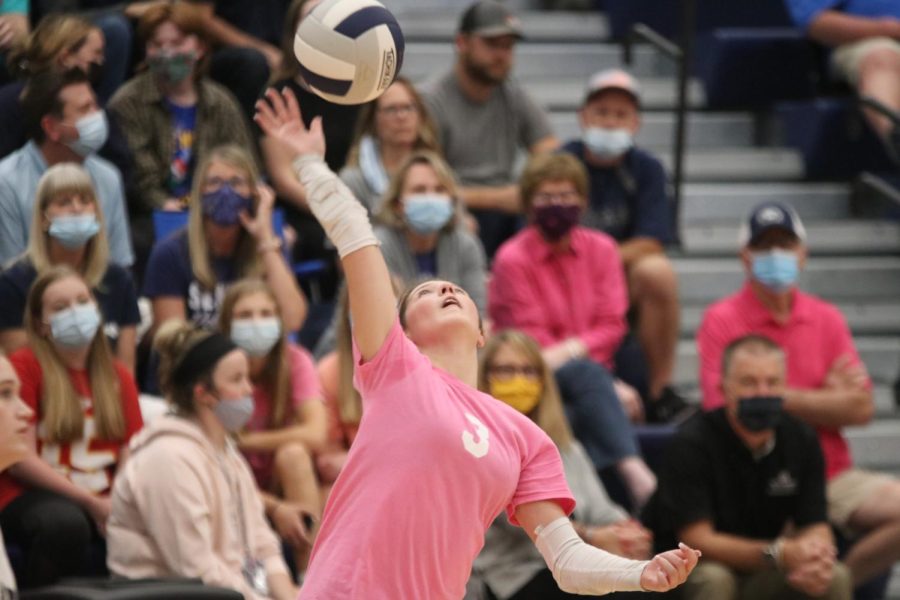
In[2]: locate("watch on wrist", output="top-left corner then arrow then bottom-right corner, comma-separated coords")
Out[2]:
763,538 -> 783,570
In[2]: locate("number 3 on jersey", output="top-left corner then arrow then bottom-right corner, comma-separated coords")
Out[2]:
462,413 -> 490,458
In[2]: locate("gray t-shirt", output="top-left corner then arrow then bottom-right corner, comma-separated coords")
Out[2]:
422,72 -> 553,186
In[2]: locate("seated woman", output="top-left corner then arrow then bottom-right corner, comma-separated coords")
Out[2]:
472,330 -> 654,600
142,144 -> 306,333
339,77 -> 440,214
0,163 -> 140,372
489,153 -> 656,509
0,266 -> 143,588
108,1 -> 256,214
218,278 -> 326,573
106,320 -> 297,600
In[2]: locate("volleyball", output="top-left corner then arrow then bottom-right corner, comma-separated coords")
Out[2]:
294,0 -> 405,105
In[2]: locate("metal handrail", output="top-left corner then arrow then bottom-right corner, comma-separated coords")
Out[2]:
621,0 -> 697,247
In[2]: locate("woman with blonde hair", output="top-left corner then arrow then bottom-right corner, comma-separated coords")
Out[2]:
473,330 -> 653,600
218,278 -> 326,573
0,265 -> 143,588
0,163 -> 141,371
142,143 -> 306,334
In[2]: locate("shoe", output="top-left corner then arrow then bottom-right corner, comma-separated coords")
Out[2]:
645,386 -> 697,424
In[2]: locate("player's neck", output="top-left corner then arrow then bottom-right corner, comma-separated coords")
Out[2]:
423,342 -> 479,388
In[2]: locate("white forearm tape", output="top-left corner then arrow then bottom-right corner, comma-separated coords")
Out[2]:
292,154 -> 379,258
535,517 -> 649,595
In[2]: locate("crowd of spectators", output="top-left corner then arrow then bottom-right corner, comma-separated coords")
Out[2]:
0,0 -> 898,598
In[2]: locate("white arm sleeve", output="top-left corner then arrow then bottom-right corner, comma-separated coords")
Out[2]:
535,517 -> 649,595
293,154 -> 379,258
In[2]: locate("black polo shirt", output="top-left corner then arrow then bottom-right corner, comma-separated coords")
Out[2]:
644,408 -> 827,552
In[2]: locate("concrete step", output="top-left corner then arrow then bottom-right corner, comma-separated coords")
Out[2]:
549,111 -> 756,148
526,76 -> 705,111
672,256 -> 900,302
674,337 -> 900,387
681,183 -> 851,225
682,220 -> 900,256
396,10 -> 609,42
680,301 -> 900,338
659,148 -> 805,182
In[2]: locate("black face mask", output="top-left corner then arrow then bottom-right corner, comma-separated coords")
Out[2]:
86,62 -> 104,86
736,395 -> 784,432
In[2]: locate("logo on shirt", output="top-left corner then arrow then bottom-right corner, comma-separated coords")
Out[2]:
461,413 -> 490,458
767,470 -> 798,496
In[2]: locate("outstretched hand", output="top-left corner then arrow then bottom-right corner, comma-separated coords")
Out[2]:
640,543 -> 701,592
254,87 -> 326,160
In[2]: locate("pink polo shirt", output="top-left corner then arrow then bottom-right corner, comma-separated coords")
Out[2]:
697,282 -> 869,479
299,319 -> 575,600
489,226 -> 628,368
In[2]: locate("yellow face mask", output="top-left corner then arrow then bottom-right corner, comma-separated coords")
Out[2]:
489,376 -> 543,415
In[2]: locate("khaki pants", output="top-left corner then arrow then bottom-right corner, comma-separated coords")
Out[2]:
681,560 -> 852,600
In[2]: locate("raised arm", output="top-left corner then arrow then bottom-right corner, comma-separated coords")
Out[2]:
255,89 -> 396,360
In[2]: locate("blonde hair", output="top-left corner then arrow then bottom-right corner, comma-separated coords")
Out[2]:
24,266 -> 124,444
375,151 -> 462,230
6,13 -> 98,78
187,145 -> 262,290
219,278 -> 293,427
519,153 -> 589,215
344,78 -> 441,167
28,163 -> 109,287
153,319 -> 215,415
478,330 -> 573,450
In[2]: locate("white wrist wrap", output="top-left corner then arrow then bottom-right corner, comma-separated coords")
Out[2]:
535,517 -> 649,595
293,154 -> 379,258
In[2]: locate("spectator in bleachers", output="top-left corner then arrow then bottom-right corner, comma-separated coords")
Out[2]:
375,151 -> 488,314
218,278 -> 325,573
784,0 -> 900,160
563,69 -> 685,422
142,144 -> 306,333
109,2 -> 255,216
645,334 -> 852,600
0,265 -> 143,588
0,68 -> 134,267
0,0 -> 28,85
0,352 -> 33,598
339,77 -> 441,214
697,201 -> 900,587
0,163 -> 140,372
106,319 -> 297,600
471,329 -> 652,600
489,153 -> 657,509
422,0 -> 559,259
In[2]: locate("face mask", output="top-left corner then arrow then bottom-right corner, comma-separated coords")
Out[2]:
490,376 -> 543,415
148,51 -> 197,84
49,303 -> 101,349
201,185 -> 253,227
736,395 -> 784,432
86,61 -> 104,86
230,317 -> 282,357
533,204 -> 581,241
213,395 -> 255,432
65,110 -> 108,157
48,214 -> 100,248
403,194 -> 454,234
751,250 -> 799,292
583,127 -> 633,160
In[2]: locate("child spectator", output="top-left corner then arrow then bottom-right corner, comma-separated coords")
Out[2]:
106,320 -> 297,600
0,265 -> 143,588
0,163 -> 140,372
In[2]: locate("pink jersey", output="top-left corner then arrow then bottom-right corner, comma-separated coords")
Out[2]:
300,320 -> 575,599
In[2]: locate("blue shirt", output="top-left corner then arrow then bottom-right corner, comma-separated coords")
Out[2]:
785,0 -> 900,29
165,101 -> 197,199
562,141 -> 672,244
414,250 -> 438,276
0,141 -> 134,266
0,0 -> 27,14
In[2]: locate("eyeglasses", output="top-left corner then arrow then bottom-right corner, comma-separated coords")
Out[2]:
532,191 -> 580,205
203,176 -> 250,191
487,365 -> 541,379
378,103 -> 418,118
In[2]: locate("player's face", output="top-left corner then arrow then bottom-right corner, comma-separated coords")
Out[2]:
459,34 -> 515,85
579,90 -> 640,133
0,356 -> 33,471
402,280 -> 482,348
374,82 -> 420,148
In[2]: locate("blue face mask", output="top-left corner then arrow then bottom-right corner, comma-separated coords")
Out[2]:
50,303 -> 101,348
213,395 -> 255,432
751,250 -> 799,292
403,194 -> 454,234
48,214 -> 100,248
66,110 -> 109,157
201,185 -> 253,227
583,126 -> 633,160
230,317 -> 282,357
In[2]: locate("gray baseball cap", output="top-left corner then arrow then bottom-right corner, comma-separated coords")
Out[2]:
459,1 -> 524,39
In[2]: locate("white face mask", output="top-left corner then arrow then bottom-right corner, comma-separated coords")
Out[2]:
49,303 -> 101,348
230,317 -> 282,357
582,126 -> 633,160
65,110 -> 109,157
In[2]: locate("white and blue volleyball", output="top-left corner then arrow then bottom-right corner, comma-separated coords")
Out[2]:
294,0 -> 405,105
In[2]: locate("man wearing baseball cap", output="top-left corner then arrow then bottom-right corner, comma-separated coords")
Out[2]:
422,0 -> 559,259
697,201 -> 900,589
562,68 -> 684,423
